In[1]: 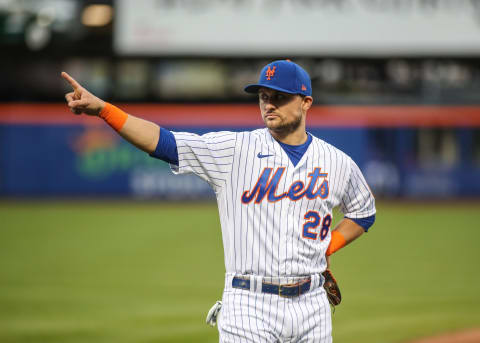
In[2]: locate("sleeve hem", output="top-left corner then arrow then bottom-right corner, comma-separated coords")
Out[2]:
342,209 -> 376,220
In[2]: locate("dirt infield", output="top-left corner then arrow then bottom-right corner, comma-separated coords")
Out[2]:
408,329 -> 480,343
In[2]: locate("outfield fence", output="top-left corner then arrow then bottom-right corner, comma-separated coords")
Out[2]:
1,104 -> 479,198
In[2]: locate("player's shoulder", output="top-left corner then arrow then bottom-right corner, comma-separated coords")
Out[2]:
234,128 -> 268,141
197,130 -> 238,143
309,133 -> 352,161
172,130 -> 235,140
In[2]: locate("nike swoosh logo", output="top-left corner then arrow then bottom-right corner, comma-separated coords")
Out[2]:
257,153 -> 274,158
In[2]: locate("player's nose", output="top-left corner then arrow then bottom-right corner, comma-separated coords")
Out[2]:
263,101 -> 276,112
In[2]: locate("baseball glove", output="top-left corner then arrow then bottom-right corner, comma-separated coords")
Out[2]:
322,269 -> 341,306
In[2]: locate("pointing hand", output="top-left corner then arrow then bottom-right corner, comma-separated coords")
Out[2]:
61,72 -> 105,116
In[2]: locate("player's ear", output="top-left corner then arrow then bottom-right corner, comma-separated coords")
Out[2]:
302,96 -> 313,112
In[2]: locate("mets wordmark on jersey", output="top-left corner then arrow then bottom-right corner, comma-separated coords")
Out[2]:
171,128 -> 375,277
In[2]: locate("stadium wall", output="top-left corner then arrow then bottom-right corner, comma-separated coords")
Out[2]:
1,104 -> 479,198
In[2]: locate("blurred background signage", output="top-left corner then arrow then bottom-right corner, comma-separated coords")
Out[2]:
115,0 -> 480,56
1,0 -> 480,199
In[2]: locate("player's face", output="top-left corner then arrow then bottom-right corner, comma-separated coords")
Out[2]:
258,88 -> 312,136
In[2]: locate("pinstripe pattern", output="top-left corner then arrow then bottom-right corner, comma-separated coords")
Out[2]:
171,128 -> 375,342
219,276 -> 331,343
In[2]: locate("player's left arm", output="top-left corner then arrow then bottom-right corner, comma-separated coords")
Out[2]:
332,218 -> 365,244
327,157 -> 376,257
326,218 -> 364,267
326,217 -> 371,257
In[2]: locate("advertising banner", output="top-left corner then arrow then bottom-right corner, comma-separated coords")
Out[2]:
115,0 -> 480,56
1,104 -> 479,198
0,124 -> 367,198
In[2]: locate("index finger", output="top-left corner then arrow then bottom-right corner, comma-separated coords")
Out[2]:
61,71 -> 82,90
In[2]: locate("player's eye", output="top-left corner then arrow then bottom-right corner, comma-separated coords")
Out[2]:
260,94 -> 269,102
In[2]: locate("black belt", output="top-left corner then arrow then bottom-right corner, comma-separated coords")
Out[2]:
232,276 -> 311,298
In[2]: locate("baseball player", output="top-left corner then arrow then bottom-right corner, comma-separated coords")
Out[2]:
62,60 -> 375,342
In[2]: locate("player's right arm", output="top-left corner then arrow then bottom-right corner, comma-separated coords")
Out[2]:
61,72 -> 160,154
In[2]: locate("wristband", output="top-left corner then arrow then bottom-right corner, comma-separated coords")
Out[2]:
99,102 -> 128,132
326,230 -> 346,256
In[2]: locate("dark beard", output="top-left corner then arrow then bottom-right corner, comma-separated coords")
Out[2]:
267,114 -> 302,137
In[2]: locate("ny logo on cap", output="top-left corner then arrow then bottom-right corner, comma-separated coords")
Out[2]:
265,66 -> 276,80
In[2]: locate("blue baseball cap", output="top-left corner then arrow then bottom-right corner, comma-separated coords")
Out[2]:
244,60 -> 312,96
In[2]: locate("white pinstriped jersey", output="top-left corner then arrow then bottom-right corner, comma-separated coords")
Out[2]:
171,128 -> 375,277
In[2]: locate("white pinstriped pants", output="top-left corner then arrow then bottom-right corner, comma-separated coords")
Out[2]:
218,274 -> 332,343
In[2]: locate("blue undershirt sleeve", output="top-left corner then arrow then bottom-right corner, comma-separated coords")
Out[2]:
345,214 -> 376,232
149,127 -> 179,165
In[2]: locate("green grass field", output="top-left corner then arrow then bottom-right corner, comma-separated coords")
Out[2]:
1,201 -> 479,343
